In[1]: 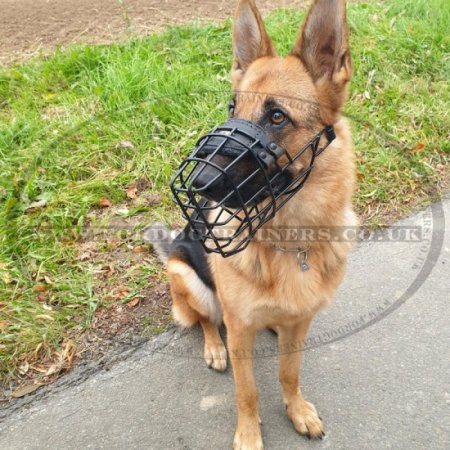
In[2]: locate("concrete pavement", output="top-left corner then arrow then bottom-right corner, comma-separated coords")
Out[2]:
0,198 -> 449,449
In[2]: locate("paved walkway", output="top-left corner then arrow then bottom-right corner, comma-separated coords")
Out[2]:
1,199 -> 449,449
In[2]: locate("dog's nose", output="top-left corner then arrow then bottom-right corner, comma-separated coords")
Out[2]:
192,164 -> 225,200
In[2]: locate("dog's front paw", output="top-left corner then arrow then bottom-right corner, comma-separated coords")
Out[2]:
233,423 -> 263,450
204,341 -> 227,371
286,398 -> 324,439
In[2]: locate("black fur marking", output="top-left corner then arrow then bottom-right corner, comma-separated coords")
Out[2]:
170,223 -> 216,291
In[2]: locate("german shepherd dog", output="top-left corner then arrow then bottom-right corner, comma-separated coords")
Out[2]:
152,0 -> 357,448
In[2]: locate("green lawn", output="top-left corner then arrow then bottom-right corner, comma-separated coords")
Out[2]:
0,0 -> 449,385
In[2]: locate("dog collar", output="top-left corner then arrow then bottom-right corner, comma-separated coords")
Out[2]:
271,244 -> 310,272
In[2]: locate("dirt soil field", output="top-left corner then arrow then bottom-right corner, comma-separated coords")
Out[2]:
0,0 -> 310,66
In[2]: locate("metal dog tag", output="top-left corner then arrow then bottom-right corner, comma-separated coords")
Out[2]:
297,249 -> 310,272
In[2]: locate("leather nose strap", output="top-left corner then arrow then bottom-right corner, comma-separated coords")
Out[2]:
194,118 -> 285,168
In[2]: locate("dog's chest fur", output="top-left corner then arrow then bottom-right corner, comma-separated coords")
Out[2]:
210,237 -> 352,328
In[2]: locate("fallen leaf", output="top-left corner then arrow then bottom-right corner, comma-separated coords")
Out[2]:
361,189 -> 377,198
11,383 -> 44,398
45,365 -> 58,376
116,140 -> 135,149
19,361 -> 29,375
32,284 -> 47,292
30,365 -> 48,374
413,142 -> 425,152
25,199 -> 47,211
127,297 -> 140,308
126,185 -> 138,199
2,272 -> 13,284
101,264 -> 115,277
35,314 -> 54,321
116,207 -> 129,216
98,198 -> 112,208
115,288 -> 129,300
42,92 -> 56,100
133,245 -> 147,253
35,293 -> 47,303
62,339 -> 76,365
0,321 -> 9,329
78,251 -> 91,261
33,343 -> 43,357
116,206 -> 149,218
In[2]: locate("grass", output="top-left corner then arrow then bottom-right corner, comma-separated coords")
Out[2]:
0,0 -> 449,385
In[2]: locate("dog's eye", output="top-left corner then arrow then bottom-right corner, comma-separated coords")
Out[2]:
270,110 -> 286,125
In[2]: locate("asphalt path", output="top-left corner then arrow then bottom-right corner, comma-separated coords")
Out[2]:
1,198 -> 449,449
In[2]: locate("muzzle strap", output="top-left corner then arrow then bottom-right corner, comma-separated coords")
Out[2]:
315,125 -> 336,156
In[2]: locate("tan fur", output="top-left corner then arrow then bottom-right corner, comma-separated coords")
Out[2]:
166,1 -> 357,448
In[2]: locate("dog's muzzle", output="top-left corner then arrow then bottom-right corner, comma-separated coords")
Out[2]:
170,118 -> 336,257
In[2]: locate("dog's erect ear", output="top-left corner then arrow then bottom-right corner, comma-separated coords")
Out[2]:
232,0 -> 276,83
291,0 -> 352,121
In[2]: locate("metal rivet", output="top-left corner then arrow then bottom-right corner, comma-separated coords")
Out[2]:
260,152 -> 267,159
269,142 -> 277,150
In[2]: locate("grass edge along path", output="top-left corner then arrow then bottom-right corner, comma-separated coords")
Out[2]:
0,0 -> 449,388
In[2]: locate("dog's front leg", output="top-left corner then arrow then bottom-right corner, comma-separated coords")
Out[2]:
227,320 -> 262,450
278,318 -> 325,439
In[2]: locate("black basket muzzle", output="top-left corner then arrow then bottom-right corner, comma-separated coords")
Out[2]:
170,118 -> 335,257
